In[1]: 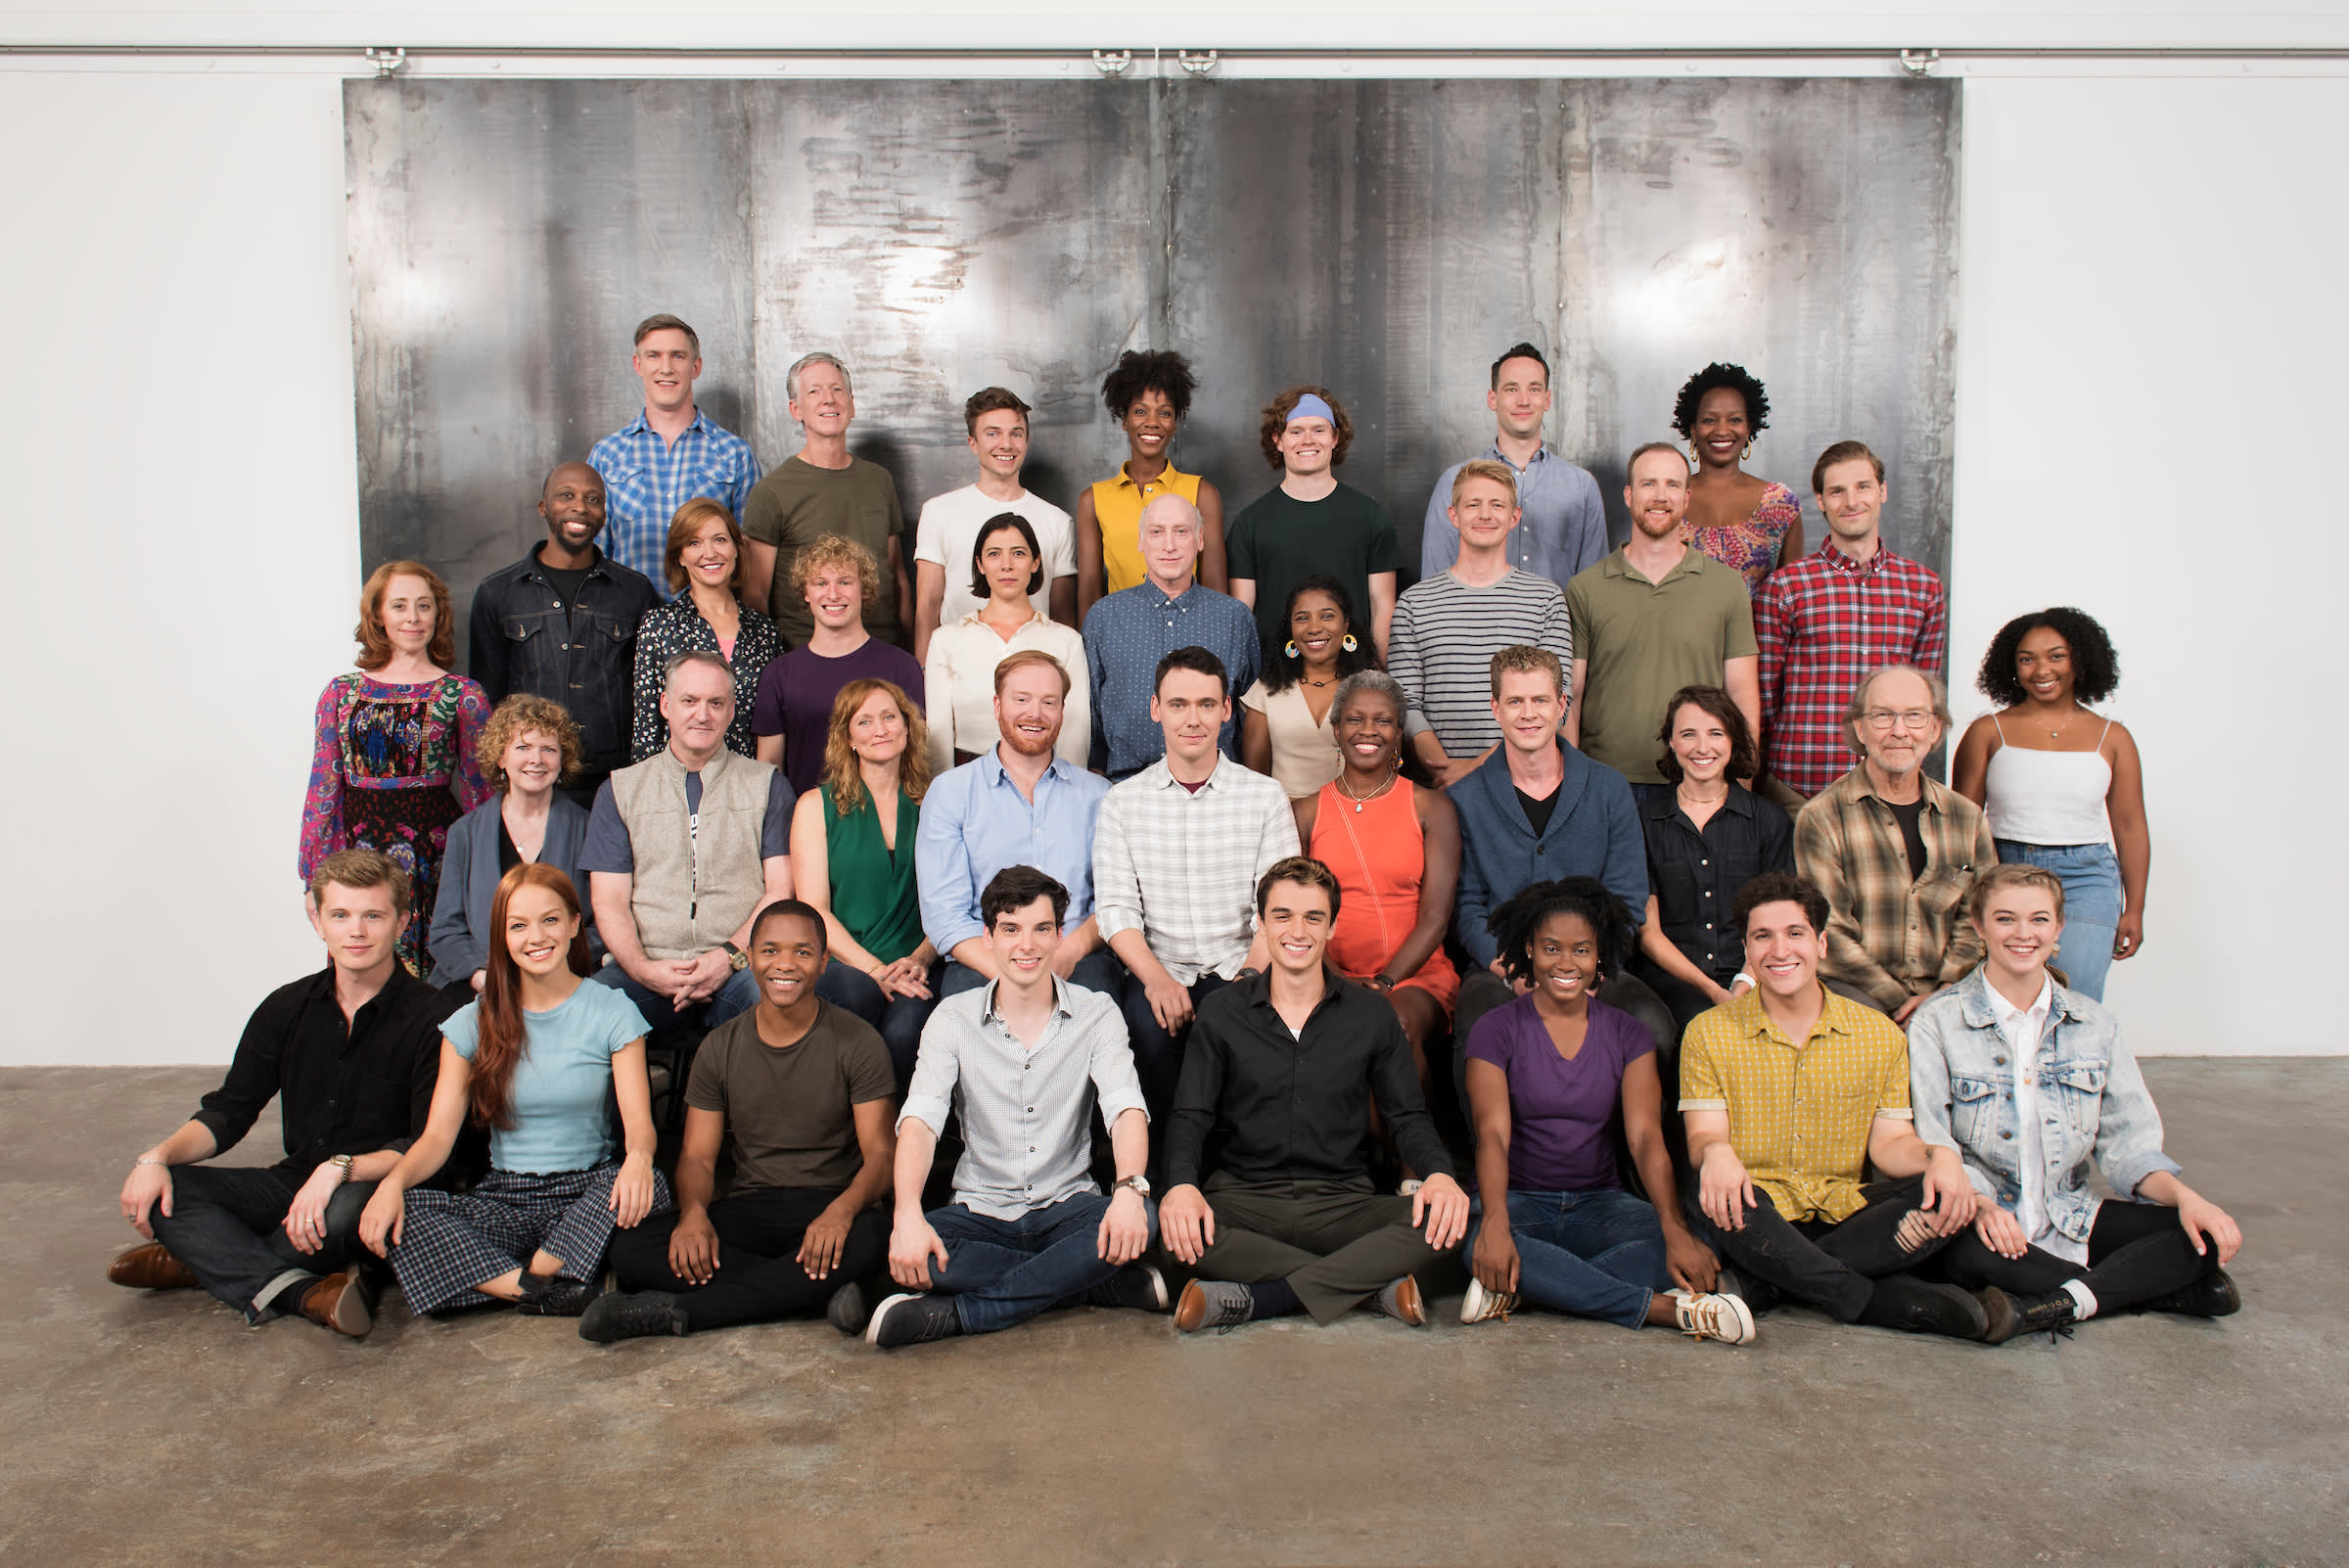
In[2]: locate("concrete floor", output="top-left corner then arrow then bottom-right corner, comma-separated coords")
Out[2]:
4,1060 -> 2342,1568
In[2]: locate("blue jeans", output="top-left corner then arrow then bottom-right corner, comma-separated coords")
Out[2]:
923,1191 -> 1155,1335
1465,1187 -> 1670,1329
592,961 -> 759,1028
1997,840 -> 2123,1001
940,949 -> 1124,1003
147,1164 -> 378,1321
815,956 -> 942,1089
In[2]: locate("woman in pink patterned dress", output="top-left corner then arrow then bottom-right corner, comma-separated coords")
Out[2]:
1671,362 -> 1804,595
299,560 -> 491,979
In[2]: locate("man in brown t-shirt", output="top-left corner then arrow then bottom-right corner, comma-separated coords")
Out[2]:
585,899 -> 898,1342
741,352 -> 913,647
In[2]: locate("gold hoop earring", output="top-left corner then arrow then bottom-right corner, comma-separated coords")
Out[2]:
1741,438 -> 1754,462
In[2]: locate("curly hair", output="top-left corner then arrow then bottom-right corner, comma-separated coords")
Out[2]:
1485,876 -> 1635,988
354,560 -> 455,671
476,693 -> 583,789
1101,349 -> 1197,422
1670,362 -> 1771,438
1732,870 -> 1828,938
663,498 -> 747,595
790,533 -> 882,608
1975,607 -> 2121,708
1653,684 -> 1760,784
1261,575 -> 1369,695
821,678 -> 932,818
1257,385 -> 1354,471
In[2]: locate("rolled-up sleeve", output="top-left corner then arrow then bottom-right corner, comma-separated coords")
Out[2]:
897,1026 -> 960,1139
1091,791 -> 1143,943
1083,998 -> 1149,1128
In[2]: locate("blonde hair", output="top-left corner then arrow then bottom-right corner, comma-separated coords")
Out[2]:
1489,643 -> 1565,699
1451,457 -> 1519,509
475,693 -> 583,789
791,533 -> 881,607
822,678 -> 932,817
1968,862 -> 2066,925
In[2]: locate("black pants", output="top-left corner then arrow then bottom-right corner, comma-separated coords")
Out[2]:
1118,970 -> 1232,1179
147,1164 -> 375,1320
1925,1199 -> 2217,1313
1634,957 -> 1732,1036
608,1186 -> 889,1333
1684,1174 -> 1960,1322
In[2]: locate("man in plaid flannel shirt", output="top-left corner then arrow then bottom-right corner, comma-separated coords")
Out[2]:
1754,440 -> 1946,804
587,313 -> 762,592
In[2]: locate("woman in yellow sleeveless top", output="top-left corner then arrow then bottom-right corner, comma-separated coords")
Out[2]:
1074,349 -> 1228,615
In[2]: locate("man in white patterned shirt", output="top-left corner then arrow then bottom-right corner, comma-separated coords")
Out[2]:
1093,646 -> 1301,1160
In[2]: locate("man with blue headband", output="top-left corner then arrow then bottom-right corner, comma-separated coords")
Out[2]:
1227,386 -> 1402,664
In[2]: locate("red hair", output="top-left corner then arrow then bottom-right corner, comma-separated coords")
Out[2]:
469,863 -> 594,1130
354,559 -> 455,670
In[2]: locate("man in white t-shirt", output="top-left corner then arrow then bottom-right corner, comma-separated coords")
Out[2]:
912,387 -> 1078,660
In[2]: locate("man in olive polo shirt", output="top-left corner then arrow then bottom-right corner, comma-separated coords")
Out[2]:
1565,443 -> 1761,793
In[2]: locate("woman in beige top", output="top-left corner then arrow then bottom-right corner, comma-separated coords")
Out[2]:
923,512 -> 1089,772
1240,575 -> 1370,798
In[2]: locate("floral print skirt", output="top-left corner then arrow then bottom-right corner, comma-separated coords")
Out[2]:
343,784 -> 465,979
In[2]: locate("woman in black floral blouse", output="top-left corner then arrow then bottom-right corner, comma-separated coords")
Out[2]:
629,499 -> 786,761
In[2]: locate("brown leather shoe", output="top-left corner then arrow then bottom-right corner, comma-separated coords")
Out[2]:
1368,1274 -> 1426,1326
107,1242 -> 200,1291
296,1268 -> 376,1339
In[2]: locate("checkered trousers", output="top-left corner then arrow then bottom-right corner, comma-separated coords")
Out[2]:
391,1163 -> 674,1315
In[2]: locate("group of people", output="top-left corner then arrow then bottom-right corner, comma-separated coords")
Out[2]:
111,321 -> 2228,1358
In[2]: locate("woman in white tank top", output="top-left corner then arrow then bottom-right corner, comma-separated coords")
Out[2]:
1952,608 -> 2147,1002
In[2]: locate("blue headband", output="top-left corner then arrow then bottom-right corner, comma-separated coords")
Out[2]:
1285,392 -> 1336,427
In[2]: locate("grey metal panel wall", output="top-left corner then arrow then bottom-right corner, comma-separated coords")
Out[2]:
345,76 -> 1957,667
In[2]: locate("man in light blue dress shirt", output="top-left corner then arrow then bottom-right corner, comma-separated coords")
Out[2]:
915,647 -> 1120,999
1421,343 -> 1609,594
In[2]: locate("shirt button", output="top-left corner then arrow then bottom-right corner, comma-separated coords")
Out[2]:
1701,859 -> 1709,867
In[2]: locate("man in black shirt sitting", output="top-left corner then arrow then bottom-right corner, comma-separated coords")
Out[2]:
1158,856 -> 1471,1331
109,851 -> 460,1337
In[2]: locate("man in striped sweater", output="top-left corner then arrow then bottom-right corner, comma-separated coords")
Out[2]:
1389,460 -> 1576,787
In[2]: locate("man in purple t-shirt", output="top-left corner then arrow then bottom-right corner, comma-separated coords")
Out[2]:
1457,875 -> 1751,1341
750,534 -> 923,797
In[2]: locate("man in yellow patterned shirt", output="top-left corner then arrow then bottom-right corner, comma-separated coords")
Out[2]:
1679,870 -> 1990,1338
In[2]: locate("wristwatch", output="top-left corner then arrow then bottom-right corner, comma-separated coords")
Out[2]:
330,1154 -> 354,1184
1114,1174 -> 1152,1199
720,941 -> 750,973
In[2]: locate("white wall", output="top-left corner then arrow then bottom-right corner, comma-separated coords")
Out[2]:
0,30 -> 2341,1060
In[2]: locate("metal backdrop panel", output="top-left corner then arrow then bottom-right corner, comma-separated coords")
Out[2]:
346,76 -> 1958,669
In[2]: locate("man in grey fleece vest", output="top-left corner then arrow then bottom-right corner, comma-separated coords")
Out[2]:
581,651 -> 794,1028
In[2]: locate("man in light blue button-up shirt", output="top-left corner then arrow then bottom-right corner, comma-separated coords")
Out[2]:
586,314 -> 762,591
1421,344 -> 1608,595
915,648 -> 1119,1000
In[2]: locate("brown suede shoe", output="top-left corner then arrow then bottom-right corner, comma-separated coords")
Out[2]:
107,1242 -> 200,1291
295,1269 -> 376,1339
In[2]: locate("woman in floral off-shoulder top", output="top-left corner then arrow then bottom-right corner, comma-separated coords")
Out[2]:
1671,361 -> 1805,595
299,560 -> 491,979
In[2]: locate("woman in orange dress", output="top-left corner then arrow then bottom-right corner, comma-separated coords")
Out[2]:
1294,670 -> 1461,1108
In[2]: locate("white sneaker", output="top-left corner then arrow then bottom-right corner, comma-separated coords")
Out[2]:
1459,1276 -> 1519,1324
1670,1287 -> 1757,1344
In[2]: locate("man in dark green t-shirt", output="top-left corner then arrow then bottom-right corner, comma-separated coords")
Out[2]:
741,351 -> 912,648
1227,385 -> 1401,663
585,899 -> 898,1342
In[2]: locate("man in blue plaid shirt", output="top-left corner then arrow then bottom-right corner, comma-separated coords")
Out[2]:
587,313 -> 762,592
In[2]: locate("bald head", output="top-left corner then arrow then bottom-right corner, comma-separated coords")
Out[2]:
538,461 -> 608,558
1138,493 -> 1204,594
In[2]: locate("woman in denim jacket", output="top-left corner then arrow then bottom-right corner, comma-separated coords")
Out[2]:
1907,864 -> 2242,1343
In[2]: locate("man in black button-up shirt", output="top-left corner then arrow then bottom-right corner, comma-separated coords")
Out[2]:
469,462 -> 660,805
1158,858 -> 1471,1330
111,853 -> 461,1334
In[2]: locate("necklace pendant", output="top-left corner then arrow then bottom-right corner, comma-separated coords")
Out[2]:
1355,799 -> 1364,813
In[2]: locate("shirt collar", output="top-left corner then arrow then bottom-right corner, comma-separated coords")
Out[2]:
621,407 -> 710,438
1144,755 -> 1224,791
1639,781 -> 1757,824
1819,539 -> 1892,577
1140,578 -> 1198,610
1116,460 -> 1190,492
1482,441 -> 1547,471
981,974 -> 1078,1026
1985,973 -> 2053,1034
980,746 -> 1069,788
1734,984 -> 1856,1048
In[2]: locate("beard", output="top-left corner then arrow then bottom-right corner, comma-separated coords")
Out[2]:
1001,723 -> 1060,758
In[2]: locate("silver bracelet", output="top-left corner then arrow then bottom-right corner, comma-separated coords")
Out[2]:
135,1156 -> 168,1168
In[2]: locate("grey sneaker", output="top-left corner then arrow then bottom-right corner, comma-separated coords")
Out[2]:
578,1290 -> 687,1343
866,1292 -> 964,1350
1459,1276 -> 1518,1325
1174,1279 -> 1255,1333
1086,1263 -> 1170,1313
1366,1274 -> 1427,1326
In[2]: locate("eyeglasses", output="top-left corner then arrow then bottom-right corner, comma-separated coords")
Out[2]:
1861,709 -> 1936,732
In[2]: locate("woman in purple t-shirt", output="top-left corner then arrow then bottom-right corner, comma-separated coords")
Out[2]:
1458,877 -> 1751,1342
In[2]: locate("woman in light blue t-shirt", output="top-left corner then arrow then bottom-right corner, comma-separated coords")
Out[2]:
361,863 -> 671,1316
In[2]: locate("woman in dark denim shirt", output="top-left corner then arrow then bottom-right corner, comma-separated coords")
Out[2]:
1634,685 -> 1793,1031
1908,864 -> 2244,1344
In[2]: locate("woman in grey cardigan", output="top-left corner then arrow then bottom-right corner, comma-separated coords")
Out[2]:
428,694 -> 598,993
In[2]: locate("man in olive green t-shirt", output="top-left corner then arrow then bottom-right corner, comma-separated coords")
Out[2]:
742,352 -> 913,648
1564,442 -> 1761,786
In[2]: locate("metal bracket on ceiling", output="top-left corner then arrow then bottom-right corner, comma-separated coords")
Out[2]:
1178,50 -> 1220,76
1899,48 -> 1941,78
364,46 -> 407,77
1091,49 -> 1133,77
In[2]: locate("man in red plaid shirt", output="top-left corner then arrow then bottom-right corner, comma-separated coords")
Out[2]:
1754,441 -> 1948,802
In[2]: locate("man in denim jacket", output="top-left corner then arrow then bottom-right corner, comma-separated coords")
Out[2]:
1906,863 -> 2242,1342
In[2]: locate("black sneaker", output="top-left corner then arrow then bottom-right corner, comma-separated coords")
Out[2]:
1979,1286 -> 2078,1345
516,1272 -> 600,1317
2140,1268 -> 2241,1318
826,1280 -> 872,1335
866,1292 -> 963,1350
578,1290 -> 687,1343
1858,1273 -> 1991,1339
1085,1263 -> 1170,1313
